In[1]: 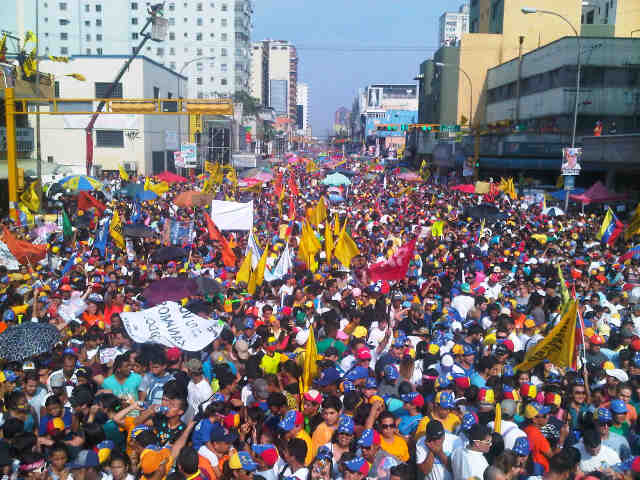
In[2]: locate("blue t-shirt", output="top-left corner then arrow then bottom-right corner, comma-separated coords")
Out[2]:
39,407 -> 73,436
102,373 -> 142,400
139,372 -> 174,405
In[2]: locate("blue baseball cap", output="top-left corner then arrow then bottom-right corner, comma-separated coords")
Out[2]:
336,415 -> 355,435
513,437 -> 531,456
595,408 -> 613,423
435,391 -> 455,409
2,310 -> 15,322
383,364 -> 399,381
68,450 -> 99,469
228,451 -> 258,472
341,380 -> 356,392
357,428 -> 381,448
313,367 -> 342,387
1,371 -> 17,383
461,412 -> 478,431
365,377 -> 378,389
244,317 -> 255,329
210,423 -> 238,443
610,399 -> 628,414
343,456 -> 369,475
278,410 -> 303,432
345,366 -> 369,382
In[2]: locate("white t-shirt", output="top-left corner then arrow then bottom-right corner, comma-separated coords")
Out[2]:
576,442 -> 620,473
416,432 -> 465,480
451,447 -> 488,480
487,420 -> 527,450
186,379 -> 213,422
198,444 -> 220,469
451,295 -> 475,320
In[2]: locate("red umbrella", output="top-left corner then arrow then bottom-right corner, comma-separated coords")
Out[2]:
155,171 -> 188,183
450,184 -> 476,194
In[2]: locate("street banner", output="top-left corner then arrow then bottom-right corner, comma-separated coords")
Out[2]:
181,143 -> 198,168
121,301 -> 223,351
368,238 -> 417,282
561,148 -> 582,176
162,219 -> 195,246
211,200 -> 253,231
0,240 -> 20,270
174,151 -> 184,168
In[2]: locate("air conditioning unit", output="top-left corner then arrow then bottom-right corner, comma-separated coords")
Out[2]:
125,162 -> 136,172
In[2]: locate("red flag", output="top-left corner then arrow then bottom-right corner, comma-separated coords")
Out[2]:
2,227 -> 47,265
204,212 -> 236,267
288,172 -> 299,197
288,194 -> 297,220
367,238 -> 417,282
274,172 -> 283,198
77,191 -> 106,216
483,183 -> 500,203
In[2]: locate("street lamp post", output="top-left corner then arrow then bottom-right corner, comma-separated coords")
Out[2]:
522,7 -> 582,211
434,62 -> 473,131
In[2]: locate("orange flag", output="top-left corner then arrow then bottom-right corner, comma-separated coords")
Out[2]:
204,213 -> 236,267
274,171 -> 283,198
288,172 -> 299,197
2,227 -> 47,265
288,194 -> 297,220
77,191 -> 106,216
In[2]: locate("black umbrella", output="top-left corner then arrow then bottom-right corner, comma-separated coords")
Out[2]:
195,276 -> 221,296
143,278 -> 199,306
464,204 -> 507,223
0,323 -> 61,362
150,246 -> 188,263
123,224 -> 155,238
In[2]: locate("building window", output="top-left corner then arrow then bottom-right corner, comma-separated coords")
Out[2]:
97,48 -> 103,55
157,48 -> 164,56
221,48 -> 227,56
59,2 -> 67,10
44,32 -> 48,37
84,4 -> 90,12
86,34 -> 91,41
169,61 -> 176,70
60,32 -> 68,40
96,19 -> 102,26
96,34 -> 102,41
84,20 -> 90,26
220,64 -> 227,72
60,47 -> 68,55
210,18 -> 215,23
184,32 -> 188,37
169,32 -> 175,40
132,32 -> 139,40
210,33 -> 215,38
196,48 -> 203,55
221,3 -> 227,11
59,19 -> 69,25
169,18 -> 175,25
169,2 -> 175,11
197,92 -> 204,99
196,33 -> 203,40
131,2 -> 138,9
221,18 -> 227,27
197,18 -> 203,26
54,81 -> 60,97
96,4 -> 101,12
132,17 -> 138,25
96,130 -> 124,148
197,2 -> 203,11
197,77 -> 203,85
44,17 -> 48,22
47,156 -> 54,163
153,86 -> 160,99
86,48 -> 91,54
221,78 -> 227,85
95,82 -> 123,98
169,47 -> 175,55
184,17 -> 188,22
196,62 -> 203,71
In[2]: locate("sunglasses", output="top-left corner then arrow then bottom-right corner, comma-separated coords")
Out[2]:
381,424 -> 395,429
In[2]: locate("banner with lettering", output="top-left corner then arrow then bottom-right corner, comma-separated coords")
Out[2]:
121,301 -> 224,351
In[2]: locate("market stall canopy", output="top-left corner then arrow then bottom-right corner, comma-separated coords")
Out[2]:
155,171 -> 188,183
322,172 -> 351,186
569,181 -> 628,205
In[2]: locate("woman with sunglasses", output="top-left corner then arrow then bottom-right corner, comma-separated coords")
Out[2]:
320,416 -> 355,474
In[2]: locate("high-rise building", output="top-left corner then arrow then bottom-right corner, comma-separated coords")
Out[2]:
296,82 -> 310,135
249,40 -> 298,124
34,0 -> 253,98
438,4 -> 469,47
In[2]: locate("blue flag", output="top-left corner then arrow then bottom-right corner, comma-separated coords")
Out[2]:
95,218 -> 111,257
131,201 -> 142,224
61,253 -> 77,275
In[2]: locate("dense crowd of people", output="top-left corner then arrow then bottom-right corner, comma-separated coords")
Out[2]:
0,153 -> 640,480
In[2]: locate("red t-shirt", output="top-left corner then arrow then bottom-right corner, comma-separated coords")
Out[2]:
104,304 -> 123,327
524,424 -> 551,472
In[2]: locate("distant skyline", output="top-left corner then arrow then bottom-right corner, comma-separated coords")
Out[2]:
252,0 -> 466,136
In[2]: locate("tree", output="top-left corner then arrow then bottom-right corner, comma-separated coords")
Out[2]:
232,91 -> 261,117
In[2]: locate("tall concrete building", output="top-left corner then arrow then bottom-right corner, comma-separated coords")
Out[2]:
438,4 -> 469,47
249,40 -> 299,125
296,82 -> 310,135
32,0 -> 253,99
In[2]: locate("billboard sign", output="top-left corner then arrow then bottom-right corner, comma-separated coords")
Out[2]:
561,147 -> 582,176
180,143 -> 198,168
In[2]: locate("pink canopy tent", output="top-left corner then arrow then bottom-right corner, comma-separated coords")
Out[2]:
155,171 -> 188,183
450,184 -> 476,194
569,181 -> 627,205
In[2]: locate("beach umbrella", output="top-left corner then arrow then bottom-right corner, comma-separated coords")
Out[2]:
328,194 -> 345,203
195,276 -> 222,296
143,278 -> 199,306
57,175 -> 103,192
542,206 -> 565,217
0,323 -> 61,362
322,172 -> 351,186
150,246 -> 188,263
123,224 -> 155,238
173,191 -> 213,208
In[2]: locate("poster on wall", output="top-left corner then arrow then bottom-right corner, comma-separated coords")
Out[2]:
561,147 -> 582,176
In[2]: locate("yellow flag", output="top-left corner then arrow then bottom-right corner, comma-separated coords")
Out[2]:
431,221 -> 445,238
118,164 -> 129,182
240,182 -> 262,193
516,301 -> 578,372
213,164 -> 224,184
494,403 -> 502,434
110,210 -> 125,250
302,220 -> 321,255
597,209 -> 615,241
236,251 -> 252,285
20,180 -> 40,212
204,161 -> 216,175
333,222 -> 360,268
301,326 -> 319,392
309,197 -> 327,226
531,234 -> 548,245
65,73 -> 86,81
557,265 -> 570,307
254,242 -> 269,286
333,213 -> 340,237
144,177 -> 150,191
146,180 -> 169,195
17,203 -> 34,225
247,268 -> 257,295
625,204 -> 640,240
226,167 -> 238,187
325,220 -> 333,264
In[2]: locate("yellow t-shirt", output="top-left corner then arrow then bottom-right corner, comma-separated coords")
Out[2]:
311,422 -> 336,458
296,429 -> 314,466
260,352 -> 282,375
415,412 -> 461,439
380,435 -> 409,462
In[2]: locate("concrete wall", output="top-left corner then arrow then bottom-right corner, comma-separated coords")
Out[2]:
36,56 -> 186,175
615,0 -> 640,37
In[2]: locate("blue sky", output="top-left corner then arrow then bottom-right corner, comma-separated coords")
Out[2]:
253,0 -> 466,136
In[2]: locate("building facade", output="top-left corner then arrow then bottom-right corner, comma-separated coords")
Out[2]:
438,4 -> 469,47
249,41 -> 269,106
36,55 -> 187,175
33,0 -> 253,99
297,82 -> 310,135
